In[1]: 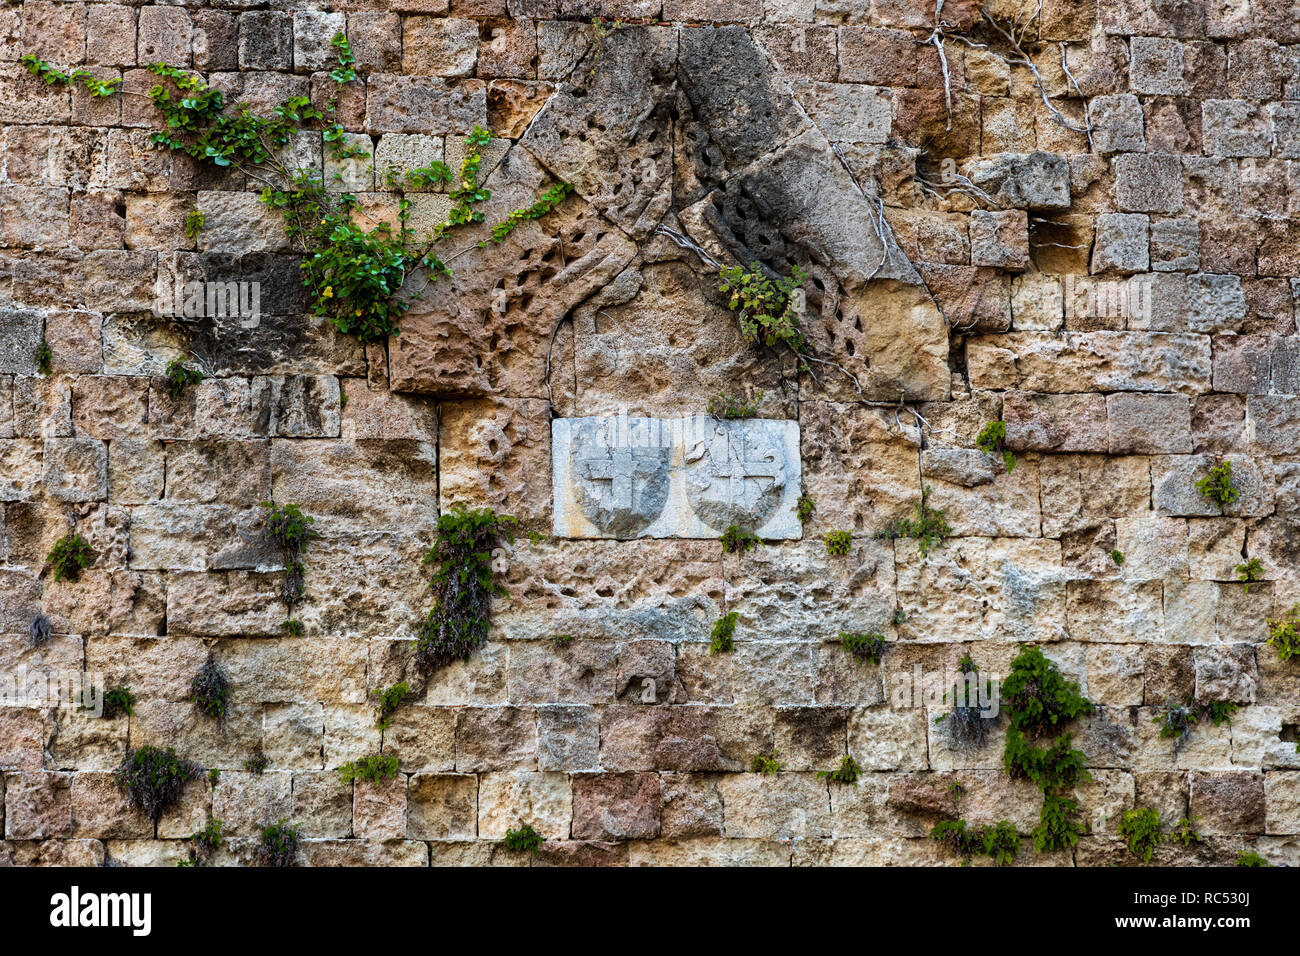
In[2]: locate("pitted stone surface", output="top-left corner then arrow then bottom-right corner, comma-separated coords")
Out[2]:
552,416 -> 801,539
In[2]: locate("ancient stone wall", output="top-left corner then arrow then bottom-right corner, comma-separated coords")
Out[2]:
1,0 -> 1299,866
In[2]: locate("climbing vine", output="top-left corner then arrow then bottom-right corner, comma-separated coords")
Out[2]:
22,37 -> 574,345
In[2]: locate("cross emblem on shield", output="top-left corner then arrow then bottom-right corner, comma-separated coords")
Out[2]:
684,424 -> 786,532
570,424 -> 670,537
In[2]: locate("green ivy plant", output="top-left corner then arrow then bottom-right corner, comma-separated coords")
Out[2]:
876,486 -> 953,557
795,494 -> 816,524
20,53 -> 121,96
975,420 -> 1017,473
1195,459 -> 1239,513
46,533 -> 94,583
1171,815 -> 1201,848
709,611 -> 738,655
22,38 -> 572,347
414,503 -> 516,673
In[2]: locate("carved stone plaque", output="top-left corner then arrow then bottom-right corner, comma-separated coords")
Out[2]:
552,415 -> 802,539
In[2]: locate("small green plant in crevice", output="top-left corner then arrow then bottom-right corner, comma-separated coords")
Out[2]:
1235,850 -> 1270,867
179,817 -> 224,867
975,420 -> 1017,473
1001,645 -> 1094,854
840,631 -> 886,665
281,619 -> 304,637
751,750 -> 782,775
115,746 -> 201,823
795,494 -> 816,524
244,749 -> 269,774
1172,815 -> 1201,848
824,529 -> 852,557
1236,558 -> 1264,594
1118,806 -> 1164,863
372,681 -> 412,731
948,781 -> 967,802
707,390 -> 764,420
33,338 -> 53,376
818,754 -> 861,786
163,358 -> 204,400
930,818 -> 1021,867
1111,549 -> 1125,566
876,486 -> 953,558
190,653 -> 232,721
207,768 -> 221,789
1267,605 -> 1300,663
709,611 -> 738,655
719,260 -> 807,354
414,503 -> 516,673
720,524 -> 763,555
100,686 -> 135,720
46,533 -> 95,583
1204,700 -> 1239,726
892,608 -> 907,626
183,208 -> 205,240
1195,459 -> 1239,514
257,819 -> 300,867
580,16 -> 626,90
337,754 -> 401,785
550,633 -> 573,649
503,823 -> 544,857
260,500 -> 317,613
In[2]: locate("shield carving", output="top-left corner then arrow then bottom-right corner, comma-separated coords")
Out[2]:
683,422 -> 786,533
570,420 -> 671,537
